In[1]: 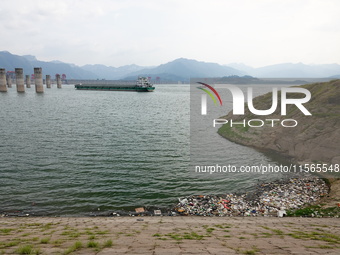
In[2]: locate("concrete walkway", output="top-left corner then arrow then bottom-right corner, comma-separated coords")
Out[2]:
0,217 -> 339,254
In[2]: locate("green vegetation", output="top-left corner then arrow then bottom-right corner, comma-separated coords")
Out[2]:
40,237 -> 50,244
287,230 -> 340,244
0,240 -> 20,248
205,227 -> 215,233
52,239 -> 64,246
15,245 -> 40,255
218,122 -> 250,141
87,240 -> 99,248
153,231 -> 205,241
243,249 -> 257,255
103,239 -> 113,248
286,205 -> 340,217
63,241 -> 82,255
214,224 -> 232,229
0,228 -> 14,235
61,229 -> 81,238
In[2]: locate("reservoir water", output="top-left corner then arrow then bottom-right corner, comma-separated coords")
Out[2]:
0,84 -> 288,216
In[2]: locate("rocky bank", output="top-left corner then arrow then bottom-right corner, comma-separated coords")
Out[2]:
218,79 -> 340,165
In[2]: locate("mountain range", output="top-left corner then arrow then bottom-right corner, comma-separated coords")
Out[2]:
0,51 -> 339,81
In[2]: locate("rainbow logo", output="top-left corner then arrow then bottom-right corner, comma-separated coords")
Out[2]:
197,82 -> 223,106
197,82 -> 223,115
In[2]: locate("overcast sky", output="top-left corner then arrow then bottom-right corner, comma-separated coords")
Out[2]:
1,0 -> 339,67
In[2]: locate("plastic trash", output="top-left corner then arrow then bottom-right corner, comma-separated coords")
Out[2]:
135,207 -> 145,213
154,210 -> 162,216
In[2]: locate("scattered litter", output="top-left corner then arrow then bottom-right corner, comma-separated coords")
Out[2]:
154,210 -> 162,216
135,207 -> 145,213
172,175 -> 328,217
277,209 -> 287,217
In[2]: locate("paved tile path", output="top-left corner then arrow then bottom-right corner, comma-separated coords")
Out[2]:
0,217 -> 339,254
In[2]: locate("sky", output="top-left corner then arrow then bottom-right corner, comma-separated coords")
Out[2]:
0,0 -> 339,67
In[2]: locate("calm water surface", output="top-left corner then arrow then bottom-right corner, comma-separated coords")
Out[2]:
0,84 -> 286,216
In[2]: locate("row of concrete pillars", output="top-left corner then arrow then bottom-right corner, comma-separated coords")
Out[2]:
0,68 -> 62,93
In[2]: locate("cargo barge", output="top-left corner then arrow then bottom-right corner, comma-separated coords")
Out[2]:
74,77 -> 155,92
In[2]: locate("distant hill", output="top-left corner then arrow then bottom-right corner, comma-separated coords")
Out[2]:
0,51 -> 98,79
1,51 -> 340,81
227,62 -> 340,78
124,58 -> 244,82
81,64 -> 147,80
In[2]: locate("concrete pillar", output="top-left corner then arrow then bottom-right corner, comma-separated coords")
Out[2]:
25,75 -> 31,88
6,74 -> 12,88
46,75 -> 51,88
56,74 -> 62,88
15,68 -> 25,93
0,68 -> 7,92
34,67 -> 44,93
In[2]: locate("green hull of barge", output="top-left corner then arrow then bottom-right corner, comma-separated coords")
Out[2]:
74,85 -> 155,92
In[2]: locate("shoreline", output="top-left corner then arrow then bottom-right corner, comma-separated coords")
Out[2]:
2,174 -> 338,218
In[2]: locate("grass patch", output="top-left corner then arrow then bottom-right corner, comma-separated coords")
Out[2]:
243,249 -> 257,255
206,228 -> 215,233
259,232 -> 273,238
287,231 -> 340,244
95,230 -> 109,235
41,223 -> 54,231
218,123 -> 250,141
63,241 -> 82,255
260,226 -> 284,235
31,237 -> 39,242
103,239 -> 113,248
163,231 -> 205,241
260,226 -> 270,230
15,245 -> 40,255
0,228 -> 14,235
165,233 -> 182,241
0,240 -> 20,248
52,239 -> 64,247
214,224 -> 232,229
271,229 -> 284,235
84,230 -> 95,235
87,240 -> 99,248
182,232 -> 205,240
287,205 -> 340,217
61,230 -> 81,238
40,237 -> 50,244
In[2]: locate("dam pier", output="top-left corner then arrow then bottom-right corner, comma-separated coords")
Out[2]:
0,67 -> 63,93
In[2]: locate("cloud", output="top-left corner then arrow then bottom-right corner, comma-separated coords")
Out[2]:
0,0 -> 339,67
